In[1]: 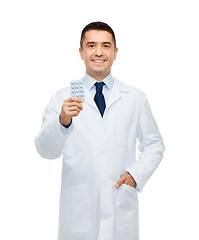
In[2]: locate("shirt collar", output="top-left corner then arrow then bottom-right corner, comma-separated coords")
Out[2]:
82,73 -> 114,91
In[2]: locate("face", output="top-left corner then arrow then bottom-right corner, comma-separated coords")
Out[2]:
79,30 -> 118,81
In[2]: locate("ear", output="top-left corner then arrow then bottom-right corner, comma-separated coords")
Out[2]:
114,47 -> 118,60
79,48 -> 84,60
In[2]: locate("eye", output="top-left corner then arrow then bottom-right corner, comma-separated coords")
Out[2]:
104,45 -> 110,48
88,44 -> 95,48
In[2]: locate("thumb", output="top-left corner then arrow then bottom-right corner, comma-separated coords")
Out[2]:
115,175 -> 126,188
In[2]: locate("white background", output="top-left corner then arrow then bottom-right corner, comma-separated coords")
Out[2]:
0,0 -> 199,239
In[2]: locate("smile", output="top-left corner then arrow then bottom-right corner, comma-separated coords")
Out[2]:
92,60 -> 105,63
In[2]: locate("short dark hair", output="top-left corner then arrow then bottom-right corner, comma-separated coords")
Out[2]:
80,21 -> 116,49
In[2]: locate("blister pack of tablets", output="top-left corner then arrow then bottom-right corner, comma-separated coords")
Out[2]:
70,80 -> 84,100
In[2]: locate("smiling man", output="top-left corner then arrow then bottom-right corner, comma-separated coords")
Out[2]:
35,21 -> 165,240
79,29 -> 118,81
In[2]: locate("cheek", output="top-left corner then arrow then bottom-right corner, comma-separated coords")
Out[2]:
84,51 -> 94,61
107,53 -> 115,63
108,50 -> 116,58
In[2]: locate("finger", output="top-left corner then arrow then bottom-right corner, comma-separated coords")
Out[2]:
63,105 -> 82,113
64,97 -> 84,103
67,106 -> 81,113
123,180 -> 130,186
65,102 -> 83,110
115,175 -> 127,188
70,111 -> 79,117
124,175 -> 137,188
123,174 -> 132,184
65,110 -> 79,117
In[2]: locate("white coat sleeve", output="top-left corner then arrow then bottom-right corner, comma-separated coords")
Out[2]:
34,92 -> 73,159
125,95 -> 165,192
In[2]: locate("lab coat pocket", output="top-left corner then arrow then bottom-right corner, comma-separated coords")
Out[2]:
59,183 -> 91,233
115,183 -> 139,231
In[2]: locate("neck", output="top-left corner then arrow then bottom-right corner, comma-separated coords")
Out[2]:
86,71 -> 111,82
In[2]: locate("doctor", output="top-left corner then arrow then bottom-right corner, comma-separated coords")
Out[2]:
35,21 -> 165,240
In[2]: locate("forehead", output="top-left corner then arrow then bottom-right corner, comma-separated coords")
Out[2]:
83,30 -> 114,44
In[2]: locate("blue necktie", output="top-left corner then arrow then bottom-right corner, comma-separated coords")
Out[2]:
94,81 -> 106,117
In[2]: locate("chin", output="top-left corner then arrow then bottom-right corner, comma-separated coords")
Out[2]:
93,70 -> 106,75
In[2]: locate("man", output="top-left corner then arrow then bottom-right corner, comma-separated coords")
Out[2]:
35,21 -> 165,240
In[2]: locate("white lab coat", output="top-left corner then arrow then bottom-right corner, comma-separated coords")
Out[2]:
35,76 -> 165,240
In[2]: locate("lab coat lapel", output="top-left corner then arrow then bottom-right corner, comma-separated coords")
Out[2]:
105,77 -> 129,114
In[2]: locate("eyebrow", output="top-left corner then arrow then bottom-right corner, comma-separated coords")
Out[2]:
86,41 -> 112,46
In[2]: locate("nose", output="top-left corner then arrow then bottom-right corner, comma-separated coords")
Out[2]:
95,45 -> 103,56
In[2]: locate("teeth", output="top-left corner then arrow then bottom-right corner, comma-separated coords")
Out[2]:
94,60 -> 104,63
